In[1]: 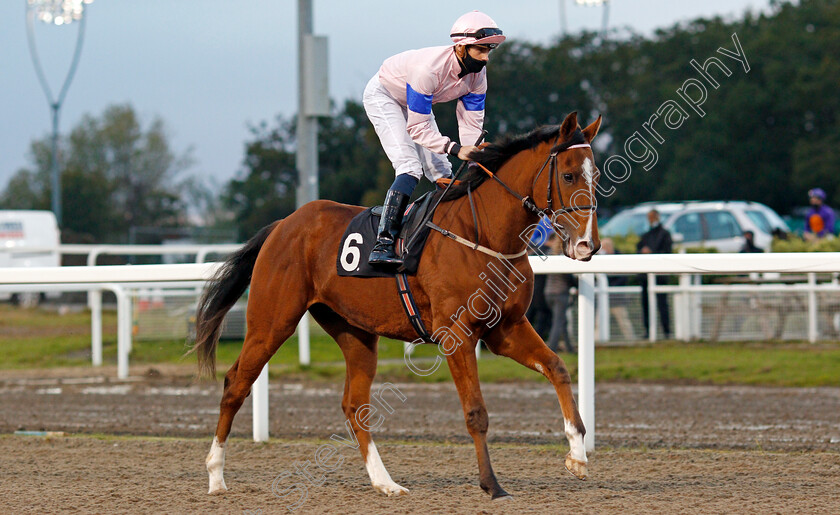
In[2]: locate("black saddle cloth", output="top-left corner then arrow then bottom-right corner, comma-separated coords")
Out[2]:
336,191 -> 436,278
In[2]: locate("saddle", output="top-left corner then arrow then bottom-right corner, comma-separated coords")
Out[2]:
336,191 -> 436,278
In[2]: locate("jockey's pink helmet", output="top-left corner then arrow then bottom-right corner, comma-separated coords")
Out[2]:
450,11 -> 506,47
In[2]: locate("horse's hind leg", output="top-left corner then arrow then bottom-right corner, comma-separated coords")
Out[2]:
484,318 -> 588,480
206,294 -> 309,494
309,304 -> 408,496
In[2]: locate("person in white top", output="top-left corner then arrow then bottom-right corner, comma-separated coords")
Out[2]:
364,10 -> 506,268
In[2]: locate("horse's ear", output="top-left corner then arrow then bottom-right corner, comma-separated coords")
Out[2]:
582,115 -> 602,143
559,112 -> 578,140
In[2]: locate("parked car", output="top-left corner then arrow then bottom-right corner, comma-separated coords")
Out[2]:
599,201 -> 789,252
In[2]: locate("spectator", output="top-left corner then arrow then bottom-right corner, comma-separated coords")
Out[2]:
637,209 -> 672,339
740,230 -> 764,253
804,188 -> 836,240
599,238 -> 628,287
545,235 -> 575,353
598,238 -> 635,340
525,217 -> 553,338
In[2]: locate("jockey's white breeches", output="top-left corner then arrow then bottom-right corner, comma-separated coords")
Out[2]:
363,75 -> 453,182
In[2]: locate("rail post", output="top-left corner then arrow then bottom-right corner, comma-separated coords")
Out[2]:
595,273 -> 610,342
298,313 -> 311,365
808,273 -> 818,343
90,288 -> 102,366
647,273 -> 657,342
253,365 -> 270,442
577,273 -> 596,452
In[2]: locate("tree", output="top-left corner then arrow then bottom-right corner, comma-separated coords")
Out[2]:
222,100 -> 391,237
0,104 -> 194,242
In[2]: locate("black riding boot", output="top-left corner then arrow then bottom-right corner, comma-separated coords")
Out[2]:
369,189 -> 410,268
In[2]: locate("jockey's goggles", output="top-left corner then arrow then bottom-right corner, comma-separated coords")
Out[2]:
450,27 -> 504,46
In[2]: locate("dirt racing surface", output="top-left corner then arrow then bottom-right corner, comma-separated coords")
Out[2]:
2,437 -> 839,514
1,366 -> 838,450
1,367 -> 839,513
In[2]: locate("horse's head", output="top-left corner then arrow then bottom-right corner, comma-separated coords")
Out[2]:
531,112 -> 602,261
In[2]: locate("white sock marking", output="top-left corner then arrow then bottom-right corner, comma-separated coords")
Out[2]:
564,419 -> 587,462
206,436 -> 228,494
365,440 -> 408,495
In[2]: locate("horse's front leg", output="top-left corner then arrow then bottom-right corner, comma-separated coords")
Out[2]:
444,340 -> 510,499
484,318 -> 588,480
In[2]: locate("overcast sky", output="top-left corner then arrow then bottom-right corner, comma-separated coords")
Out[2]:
0,0 -> 772,193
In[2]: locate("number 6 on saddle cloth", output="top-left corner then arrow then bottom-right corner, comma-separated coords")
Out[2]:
336,192 -> 438,342
336,192 -> 436,278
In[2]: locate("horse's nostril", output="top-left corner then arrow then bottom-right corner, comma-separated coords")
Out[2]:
573,240 -> 594,259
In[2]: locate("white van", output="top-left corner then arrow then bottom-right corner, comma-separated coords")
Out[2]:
0,210 -> 61,304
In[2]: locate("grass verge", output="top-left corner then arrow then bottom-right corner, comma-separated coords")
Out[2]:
2,305 -> 839,387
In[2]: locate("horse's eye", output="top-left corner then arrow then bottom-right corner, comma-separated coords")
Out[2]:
563,173 -> 574,184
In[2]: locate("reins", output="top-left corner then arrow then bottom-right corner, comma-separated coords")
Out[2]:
425,129 -> 596,258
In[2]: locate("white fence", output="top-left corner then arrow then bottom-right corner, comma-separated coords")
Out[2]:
2,243 -> 241,265
3,252 -> 840,447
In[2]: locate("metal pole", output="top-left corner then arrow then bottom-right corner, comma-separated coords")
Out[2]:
601,0 -> 610,38
295,0 -> 316,368
50,104 -> 61,226
559,0 -> 567,36
577,273 -> 595,451
296,0 -> 318,209
25,8 -> 90,229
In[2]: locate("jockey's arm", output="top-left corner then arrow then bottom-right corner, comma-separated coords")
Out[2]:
456,91 -> 486,149
404,83 -> 454,154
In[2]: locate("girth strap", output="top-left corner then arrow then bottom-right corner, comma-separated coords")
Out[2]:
396,273 -> 436,344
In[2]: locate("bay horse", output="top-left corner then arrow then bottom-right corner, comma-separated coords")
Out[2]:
193,112 -> 602,500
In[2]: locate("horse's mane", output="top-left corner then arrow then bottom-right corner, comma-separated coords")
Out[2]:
440,125 -> 562,202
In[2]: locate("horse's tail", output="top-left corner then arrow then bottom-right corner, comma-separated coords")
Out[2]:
190,221 -> 278,379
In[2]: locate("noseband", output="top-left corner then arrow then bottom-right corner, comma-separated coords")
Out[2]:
471,129 -> 596,240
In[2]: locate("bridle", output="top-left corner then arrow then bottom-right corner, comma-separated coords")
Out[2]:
470,128 -> 596,241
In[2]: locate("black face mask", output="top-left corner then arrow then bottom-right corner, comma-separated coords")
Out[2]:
458,50 -> 487,77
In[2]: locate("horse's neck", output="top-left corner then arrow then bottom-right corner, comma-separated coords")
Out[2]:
443,152 -> 540,256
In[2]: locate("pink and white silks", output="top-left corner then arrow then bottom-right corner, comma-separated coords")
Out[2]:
363,45 -> 487,182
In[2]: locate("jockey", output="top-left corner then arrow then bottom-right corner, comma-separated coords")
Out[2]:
363,10 -> 506,268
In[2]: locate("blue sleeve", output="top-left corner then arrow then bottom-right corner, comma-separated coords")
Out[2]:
459,92 -> 486,112
406,84 -> 433,115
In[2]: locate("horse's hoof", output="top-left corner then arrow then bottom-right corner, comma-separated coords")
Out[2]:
492,493 -> 513,501
565,452 -> 588,480
373,482 -> 409,496
208,483 -> 228,495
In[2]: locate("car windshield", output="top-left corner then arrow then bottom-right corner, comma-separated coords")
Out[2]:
744,210 -> 771,234
600,210 -> 673,236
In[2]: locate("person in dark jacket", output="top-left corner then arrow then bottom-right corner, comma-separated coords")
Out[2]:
739,230 -> 763,253
525,217 -> 553,338
637,209 -> 672,339
544,235 -> 575,353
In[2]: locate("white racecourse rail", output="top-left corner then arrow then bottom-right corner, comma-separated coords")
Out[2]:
3,253 -> 840,446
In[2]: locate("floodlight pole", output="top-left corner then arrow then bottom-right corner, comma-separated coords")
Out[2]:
601,0 -> 610,38
25,3 -> 91,228
296,0 -> 318,209
562,0 -> 610,39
